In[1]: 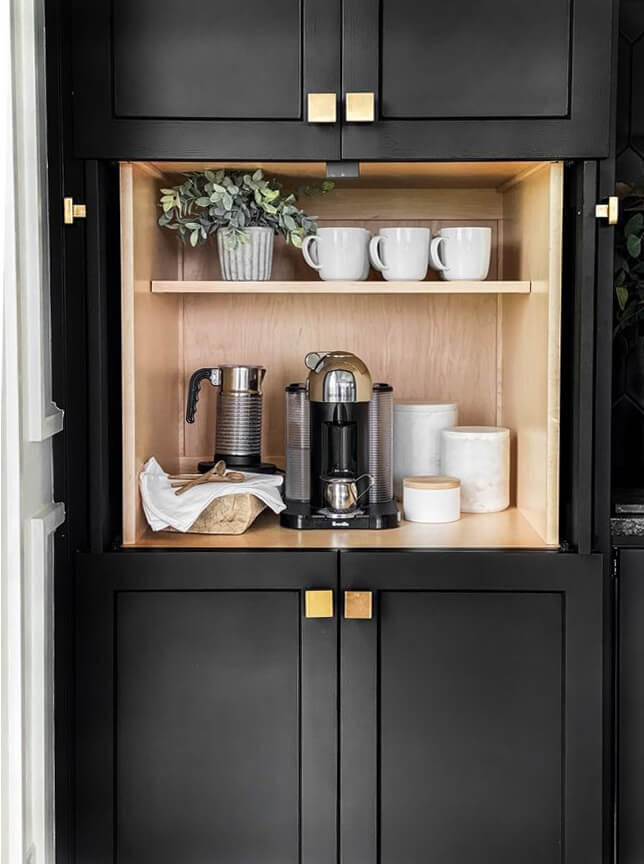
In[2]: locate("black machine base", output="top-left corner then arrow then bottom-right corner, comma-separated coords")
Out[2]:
280,499 -> 400,530
198,459 -> 278,474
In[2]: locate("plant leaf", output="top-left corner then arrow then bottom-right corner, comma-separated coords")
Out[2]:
617,285 -> 629,310
627,233 -> 642,258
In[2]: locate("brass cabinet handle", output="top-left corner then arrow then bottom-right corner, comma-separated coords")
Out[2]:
345,92 -> 375,123
344,590 -> 373,620
307,93 -> 337,124
305,589 -> 334,618
595,196 -> 619,225
63,197 -> 87,224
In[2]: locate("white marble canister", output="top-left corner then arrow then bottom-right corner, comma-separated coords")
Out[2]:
393,401 -> 458,498
440,426 -> 510,513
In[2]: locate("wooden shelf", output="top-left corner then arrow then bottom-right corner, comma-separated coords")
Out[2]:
150,279 -> 532,295
126,507 -> 555,550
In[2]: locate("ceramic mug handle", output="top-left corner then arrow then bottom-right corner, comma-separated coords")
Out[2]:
369,235 -> 388,272
302,235 -> 322,271
429,236 -> 449,271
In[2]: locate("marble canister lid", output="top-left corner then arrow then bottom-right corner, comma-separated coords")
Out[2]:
442,426 -> 509,437
395,401 -> 458,412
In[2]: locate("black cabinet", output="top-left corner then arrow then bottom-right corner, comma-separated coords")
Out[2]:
76,551 -> 338,864
342,0 -> 615,159
70,0 -> 614,159
77,549 -> 604,864
618,549 -> 644,864
340,551 -> 603,864
70,0 -> 341,159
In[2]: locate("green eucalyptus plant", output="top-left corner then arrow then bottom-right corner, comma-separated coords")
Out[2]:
158,168 -> 333,250
615,180 -> 644,337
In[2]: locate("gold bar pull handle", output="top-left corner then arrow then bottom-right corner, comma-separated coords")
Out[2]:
595,196 -> 619,225
307,93 -> 337,124
305,589 -> 334,618
345,92 -> 375,123
344,591 -> 373,620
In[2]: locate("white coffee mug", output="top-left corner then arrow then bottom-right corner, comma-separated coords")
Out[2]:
369,227 -> 430,281
302,227 -> 371,281
429,227 -> 492,281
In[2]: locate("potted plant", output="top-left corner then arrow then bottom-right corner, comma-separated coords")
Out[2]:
613,180 -> 644,490
158,168 -> 333,280
615,181 -> 644,337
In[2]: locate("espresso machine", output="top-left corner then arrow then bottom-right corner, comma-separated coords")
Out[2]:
280,351 -> 399,529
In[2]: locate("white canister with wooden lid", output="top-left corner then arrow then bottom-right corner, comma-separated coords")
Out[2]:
402,476 -> 461,523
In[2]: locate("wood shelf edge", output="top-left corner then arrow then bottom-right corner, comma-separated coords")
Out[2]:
125,507 -> 554,550
150,279 -> 532,295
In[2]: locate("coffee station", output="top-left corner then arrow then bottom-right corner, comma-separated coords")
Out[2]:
122,159 -> 561,549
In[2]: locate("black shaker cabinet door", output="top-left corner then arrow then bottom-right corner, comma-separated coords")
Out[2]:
76,551 -> 338,864
618,549 -> 644,864
70,0 -> 341,159
340,551 -> 603,864
342,0 -> 615,159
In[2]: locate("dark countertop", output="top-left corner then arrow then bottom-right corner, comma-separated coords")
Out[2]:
612,516 -> 644,538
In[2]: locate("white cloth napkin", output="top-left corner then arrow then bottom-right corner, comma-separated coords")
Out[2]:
140,457 -> 285,533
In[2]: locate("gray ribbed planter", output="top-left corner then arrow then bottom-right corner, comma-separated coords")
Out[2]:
217,227 -> 274,280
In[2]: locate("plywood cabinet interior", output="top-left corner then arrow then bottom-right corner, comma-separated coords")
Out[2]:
120,161 -> 562,548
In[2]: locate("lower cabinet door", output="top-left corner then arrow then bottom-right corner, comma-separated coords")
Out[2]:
340,551 -> 603,864
618,549 -> 644,864
76,551 -> 338,864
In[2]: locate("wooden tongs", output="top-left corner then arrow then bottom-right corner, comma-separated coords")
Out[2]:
169,460 -> 246,495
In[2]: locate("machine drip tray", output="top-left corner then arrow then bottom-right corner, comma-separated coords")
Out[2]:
280,499 -> 400,530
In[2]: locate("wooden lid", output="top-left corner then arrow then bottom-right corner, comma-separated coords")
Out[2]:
403,475 -> 461,490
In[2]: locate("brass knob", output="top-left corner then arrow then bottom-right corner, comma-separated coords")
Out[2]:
344,591 -> 373,619
305,589 -> 334,618
595,196 -> 619,225
345,92 -> 375,123
63,197 -> 87,224
307,93 -> 337,124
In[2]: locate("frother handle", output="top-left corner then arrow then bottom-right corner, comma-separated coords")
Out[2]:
186,368 -> 220,423
355,473 -> 375,501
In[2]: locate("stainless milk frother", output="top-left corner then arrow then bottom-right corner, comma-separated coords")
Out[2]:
186,364 -> 268,472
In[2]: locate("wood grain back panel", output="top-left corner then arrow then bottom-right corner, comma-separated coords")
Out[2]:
181,292 -> 499,462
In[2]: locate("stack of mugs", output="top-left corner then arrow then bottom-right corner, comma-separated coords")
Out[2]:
302,226 -> 491,281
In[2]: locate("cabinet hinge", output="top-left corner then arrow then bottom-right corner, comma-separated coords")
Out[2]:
595,196 -> 618,225
63,197 -> 87,224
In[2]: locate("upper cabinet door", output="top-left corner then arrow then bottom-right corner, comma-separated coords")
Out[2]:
71,0 -> 341,159
342,0 -> 614,159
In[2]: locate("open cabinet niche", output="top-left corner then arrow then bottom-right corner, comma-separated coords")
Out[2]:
120,160 -> 562,549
